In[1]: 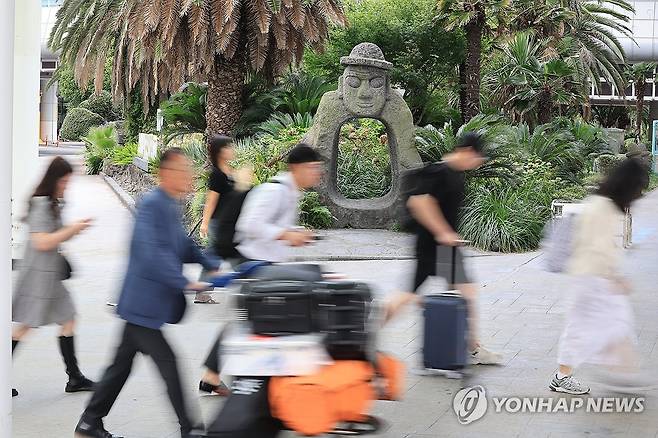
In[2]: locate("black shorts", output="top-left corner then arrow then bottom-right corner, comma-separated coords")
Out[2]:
412,246 -> 471,292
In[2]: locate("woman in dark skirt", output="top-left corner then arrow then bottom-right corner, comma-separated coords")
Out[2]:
12,157 -> 95,397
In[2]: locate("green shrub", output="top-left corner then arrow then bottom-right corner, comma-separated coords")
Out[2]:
337,119 -> 392,199
460,156 -> 586,252
161,82 -> 207,144
79,91 -> 120,121
233,126 -> 310,184
300,191 -> 334,229
111,142 -> 138,166
257,112 -> 314,138
60,107 -> 104,141
595,154 -> 626,175
82,125 -> 118,174
460,182 -> 550,253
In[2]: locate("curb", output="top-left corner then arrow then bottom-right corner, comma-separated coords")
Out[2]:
99,173 -> 495,262
100,172 -> 136,216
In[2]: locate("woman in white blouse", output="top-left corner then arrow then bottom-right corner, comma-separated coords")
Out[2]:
549,158 -> 650,395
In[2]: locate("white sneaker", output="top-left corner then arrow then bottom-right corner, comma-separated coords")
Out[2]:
549,374 -> 590,395
470,346 -> 504,365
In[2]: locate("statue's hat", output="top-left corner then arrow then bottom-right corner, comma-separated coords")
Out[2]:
340,43 -> 392,71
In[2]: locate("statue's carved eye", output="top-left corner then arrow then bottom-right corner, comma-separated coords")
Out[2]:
346,76 -> 361,88
370,77 -> 384,88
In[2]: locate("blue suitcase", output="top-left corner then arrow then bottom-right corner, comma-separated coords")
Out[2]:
422,246 -> 468,374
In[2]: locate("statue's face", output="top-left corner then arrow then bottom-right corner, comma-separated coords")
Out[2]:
341,65 -> 387,117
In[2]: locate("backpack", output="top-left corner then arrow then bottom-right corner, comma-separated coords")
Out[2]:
397,162 -> 445,232
540,213 -> 578,273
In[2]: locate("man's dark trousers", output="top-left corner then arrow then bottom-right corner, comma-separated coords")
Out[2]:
81,322 -> 194,433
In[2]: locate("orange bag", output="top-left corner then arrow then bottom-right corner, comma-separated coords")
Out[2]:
269,361 -> 375,436
375,352 -> 406,400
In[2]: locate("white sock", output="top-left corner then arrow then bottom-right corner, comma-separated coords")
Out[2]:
556,371 -> 569,379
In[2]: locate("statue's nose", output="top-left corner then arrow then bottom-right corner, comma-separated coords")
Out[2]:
357,84 -> 373,99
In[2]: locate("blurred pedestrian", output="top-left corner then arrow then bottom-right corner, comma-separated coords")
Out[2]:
12,156 -> 94,397
75,148 -> 219,438
385,132 -> 503,366
549,158 -> 651,395
195,135 -> 236,304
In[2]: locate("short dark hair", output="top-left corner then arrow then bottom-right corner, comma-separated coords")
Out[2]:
287,143 -> 322,164
159,147 -> 186,168
597,158 -> 649,211
208,135 -> 233,168
456,132 -> 484,154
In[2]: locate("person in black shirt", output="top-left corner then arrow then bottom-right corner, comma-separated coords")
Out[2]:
196,135 -> 236,304
386,132 -> 503,366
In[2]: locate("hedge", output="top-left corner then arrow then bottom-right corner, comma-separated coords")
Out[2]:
78,91 -> 120,121
60,107 -> 104,141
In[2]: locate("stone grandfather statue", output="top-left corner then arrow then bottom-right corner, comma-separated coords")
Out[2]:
303,42 -> 422,228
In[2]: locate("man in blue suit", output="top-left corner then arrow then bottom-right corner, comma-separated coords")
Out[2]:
76,148 -> 218,438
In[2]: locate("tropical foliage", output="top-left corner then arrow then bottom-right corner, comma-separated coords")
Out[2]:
82,125 -> 119,174
49,0 -> 346,135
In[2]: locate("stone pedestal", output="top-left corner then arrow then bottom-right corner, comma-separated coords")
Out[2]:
303,43 -> 422,228
604,127 -> 625,154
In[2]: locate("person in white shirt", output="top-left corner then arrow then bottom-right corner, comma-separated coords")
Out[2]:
197,143 -> 323,396
235,143 -> 323,262
549,158 -> 651,395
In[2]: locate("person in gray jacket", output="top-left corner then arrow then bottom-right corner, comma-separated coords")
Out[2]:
197,143 -> 323,395
12,157 -> 94,397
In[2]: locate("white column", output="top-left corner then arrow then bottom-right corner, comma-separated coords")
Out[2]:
12,0 -> 41,260
40,79 -> 59,144
1,0 -> 15,435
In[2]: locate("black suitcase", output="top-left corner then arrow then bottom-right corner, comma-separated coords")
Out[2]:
423,246 -> 468,373
242,280 -> 317,336
315,281 -> 373,360
250,263 -> 324,282
205,377 -> 283,438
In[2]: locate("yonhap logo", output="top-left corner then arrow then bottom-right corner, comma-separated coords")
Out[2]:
453,385 -> 488,424
452,385 -> 644,424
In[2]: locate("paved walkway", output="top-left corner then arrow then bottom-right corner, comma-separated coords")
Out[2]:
12,157 -> 658,437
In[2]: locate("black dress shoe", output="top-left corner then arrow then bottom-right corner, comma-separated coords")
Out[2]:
75,418 -> 123,438
66,374 -> 95,393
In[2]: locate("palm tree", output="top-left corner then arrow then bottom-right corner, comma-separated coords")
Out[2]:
49,0 -> 346,136
512,0 -> 634,97
488,33 -> 583,126
627,62 -> 657,141
437,0 -> 512,122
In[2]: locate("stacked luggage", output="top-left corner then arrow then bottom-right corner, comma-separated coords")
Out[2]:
205,263 -> 404,438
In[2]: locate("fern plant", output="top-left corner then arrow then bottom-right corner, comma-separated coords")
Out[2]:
82,125 -> 118,174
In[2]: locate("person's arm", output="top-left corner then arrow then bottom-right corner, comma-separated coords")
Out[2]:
136,200 -> 205,290
407,194 -> 459,245
31,220 -> 91,251
183,235 -> 220,272
200,190 -> 220,238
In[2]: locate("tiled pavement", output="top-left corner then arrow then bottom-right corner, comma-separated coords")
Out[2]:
12,156 -> 658,437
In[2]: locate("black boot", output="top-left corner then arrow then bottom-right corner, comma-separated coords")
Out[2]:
75,418 -> 123,438
58,336 -> 95,393
12,340 -> 18,397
